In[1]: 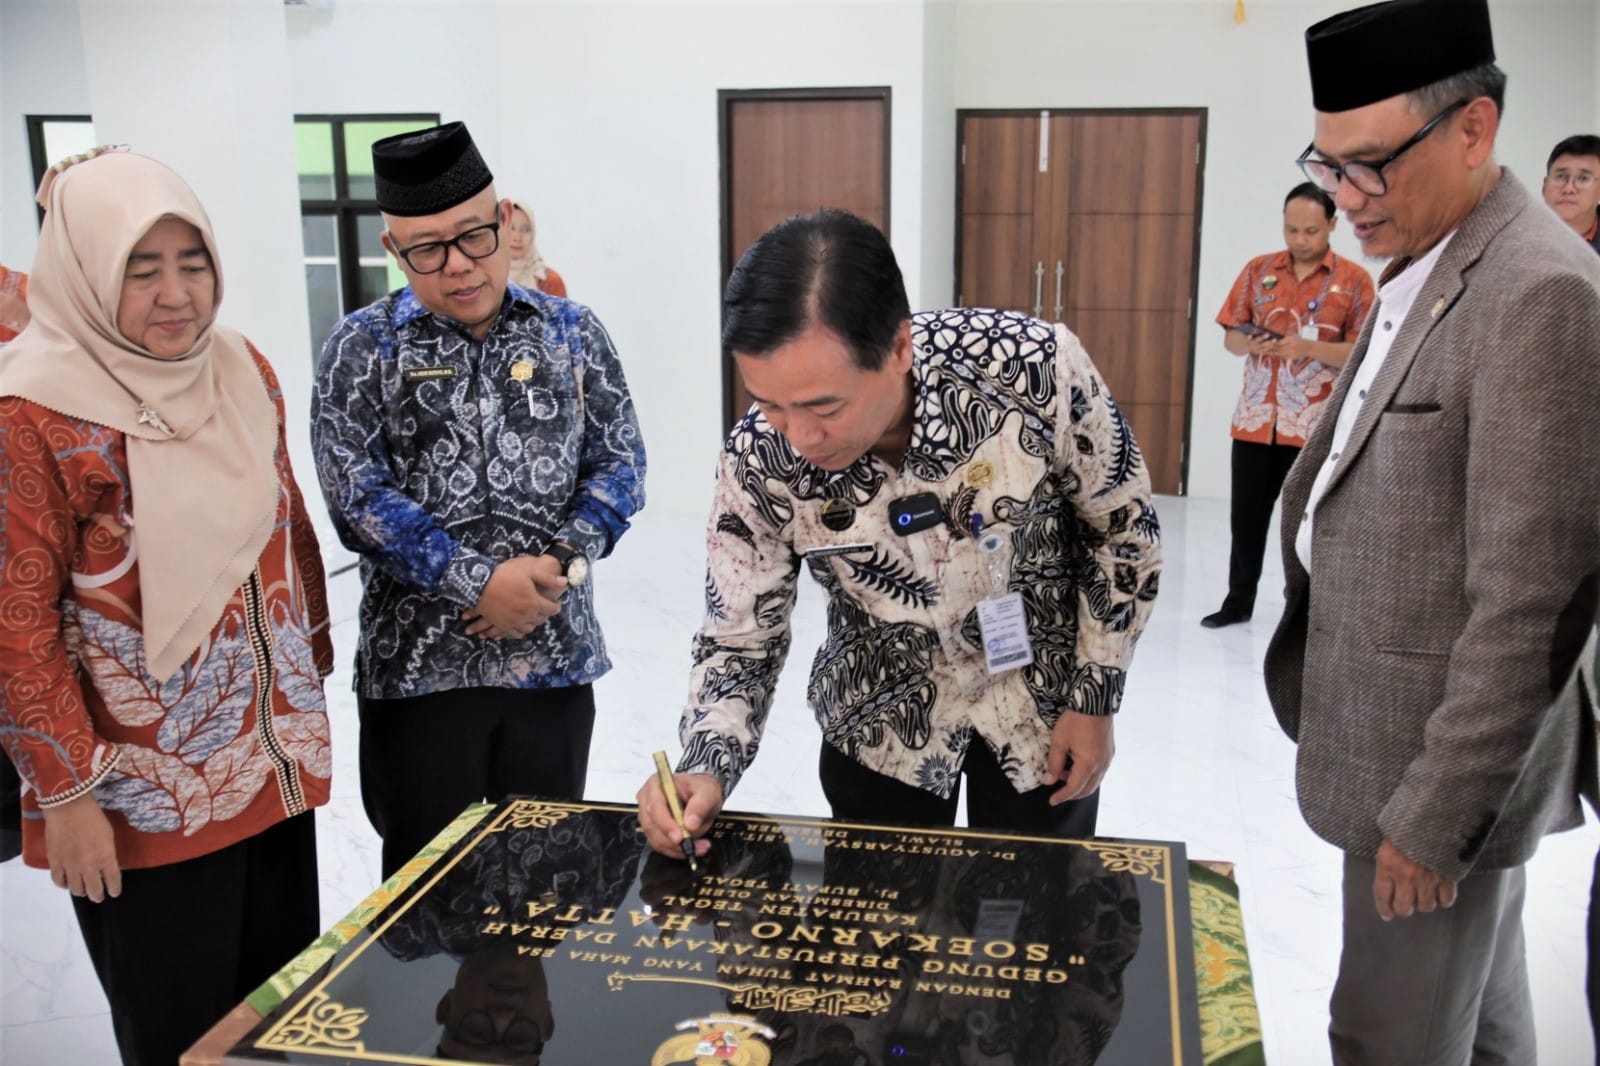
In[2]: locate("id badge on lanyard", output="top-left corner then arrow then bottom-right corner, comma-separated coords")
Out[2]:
973,517 -> 1033,674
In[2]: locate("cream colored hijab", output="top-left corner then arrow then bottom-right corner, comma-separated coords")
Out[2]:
507,198 -> 549,289
0,149 -> 278,682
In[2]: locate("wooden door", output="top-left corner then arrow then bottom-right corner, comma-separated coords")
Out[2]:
956,110 -> 1204,495
958,115 -> 1048,315
721,90 -> 890,430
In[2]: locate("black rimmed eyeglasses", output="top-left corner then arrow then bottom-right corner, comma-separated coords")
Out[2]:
394,221 -> 501,274
1296,99 -> 1467,198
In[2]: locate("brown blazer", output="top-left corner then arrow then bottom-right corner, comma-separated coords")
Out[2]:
1265,171 -> 1600,882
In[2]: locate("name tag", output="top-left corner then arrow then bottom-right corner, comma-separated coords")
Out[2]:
1299,324 -> 1321,342
403,366 -> 458,383
803,543 -> 874,560
978,592 -> 1034,674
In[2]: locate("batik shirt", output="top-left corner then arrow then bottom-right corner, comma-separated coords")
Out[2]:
0,347 -> 333,870
313,285 -> 646,699
680,309 -> 1161,799
1216,250 -> 1374,447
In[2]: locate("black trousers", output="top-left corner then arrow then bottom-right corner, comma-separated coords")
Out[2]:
818,737 -> 1099,838
1222,439 -> 1302,615
358,684 -> 595,878
71,811 -> 319,1066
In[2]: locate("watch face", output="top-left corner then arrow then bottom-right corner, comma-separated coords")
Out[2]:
567,554 -> 590,587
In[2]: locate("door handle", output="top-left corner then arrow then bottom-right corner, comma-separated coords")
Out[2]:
1033,261 -> 1044,317
1053,260 -> 1064,321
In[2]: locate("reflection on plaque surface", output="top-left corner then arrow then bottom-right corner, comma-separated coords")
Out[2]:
227,800 -> 1202,1065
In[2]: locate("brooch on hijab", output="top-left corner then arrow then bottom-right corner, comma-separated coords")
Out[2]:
137,403 -> 175,437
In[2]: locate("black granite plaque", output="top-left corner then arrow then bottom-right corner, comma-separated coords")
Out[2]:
226,800 -> 1203,1065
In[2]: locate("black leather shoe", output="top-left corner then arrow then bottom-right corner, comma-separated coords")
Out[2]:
1200,608 -> 1251,629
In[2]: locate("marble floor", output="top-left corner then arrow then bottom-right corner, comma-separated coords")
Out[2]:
2,495 -> 1596,1064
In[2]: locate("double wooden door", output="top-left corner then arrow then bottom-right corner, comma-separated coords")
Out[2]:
720,89 -> 890,431
957,110 -> 1205,495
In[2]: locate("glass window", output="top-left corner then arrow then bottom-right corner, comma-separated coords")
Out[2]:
295,122 -> 336,200
356,213 -> 404,305
302,215 -> 341,356
26,116 -> 97,222
305,263 -> 342,363
296,114 -> 438,364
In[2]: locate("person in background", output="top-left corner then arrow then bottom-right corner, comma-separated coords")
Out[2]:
1542,133 -> 1600,253
0,147 -> 333,1066
1202,183 -> 1373,630
507,198 -> 567,297
0,261 -> 30,343
1543,130 -> 1600,1063
0,263 -> 29,862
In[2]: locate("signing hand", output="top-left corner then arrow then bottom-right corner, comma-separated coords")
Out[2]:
42,793 -> 121,903
463,555 -> 565,639
1044,711 -> 1115,805
637,771 -> 724,861
1373,838 -> 1457,921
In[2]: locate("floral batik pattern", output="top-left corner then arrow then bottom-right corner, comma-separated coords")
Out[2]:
682,310 -> 1161,799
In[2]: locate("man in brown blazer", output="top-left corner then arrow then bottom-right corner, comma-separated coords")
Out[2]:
1265,1 -> 1600,1061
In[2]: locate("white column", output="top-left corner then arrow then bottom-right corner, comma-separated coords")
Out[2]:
77,0 -> 322,528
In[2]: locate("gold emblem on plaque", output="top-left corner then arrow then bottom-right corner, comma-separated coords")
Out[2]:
510,360 -> 535,383
653,1015 -> 776,1065
966,459 -> 995,487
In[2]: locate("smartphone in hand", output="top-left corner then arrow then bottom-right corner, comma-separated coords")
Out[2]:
1234,321 -> 1284,341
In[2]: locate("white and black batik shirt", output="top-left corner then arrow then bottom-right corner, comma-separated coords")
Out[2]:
681,308 -> 1161,800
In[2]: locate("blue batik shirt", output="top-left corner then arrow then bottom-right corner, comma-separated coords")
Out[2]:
312,284 -> 646,699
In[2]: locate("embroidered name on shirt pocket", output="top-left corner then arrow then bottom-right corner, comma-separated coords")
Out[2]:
403,366 -> 458,384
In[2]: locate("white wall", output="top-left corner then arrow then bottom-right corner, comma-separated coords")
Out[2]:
952,0 -> 1597,499
284,1 -> 502,175
920,0 -> 958,307
0,0 -> 89,272
4,0 -> 1595,508
490,0 -> 933,518
77,0 -> 320,516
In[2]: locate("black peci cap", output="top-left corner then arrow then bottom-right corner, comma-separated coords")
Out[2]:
1306,0 -> 1495,113
371,121 -> 493,217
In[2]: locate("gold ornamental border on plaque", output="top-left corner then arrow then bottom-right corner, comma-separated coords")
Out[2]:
262,990 -> 368,1054
247,801 -> 1191,1065
250,800 -> 581,1062
483,798 -> 579,835
1080,842 -> 1171,885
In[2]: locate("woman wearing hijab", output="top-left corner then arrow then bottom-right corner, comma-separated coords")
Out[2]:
0,148 -> 333,1066
505,197 -> 568,297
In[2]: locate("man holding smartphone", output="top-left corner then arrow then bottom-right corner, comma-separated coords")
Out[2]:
1203,183 -> 1375,629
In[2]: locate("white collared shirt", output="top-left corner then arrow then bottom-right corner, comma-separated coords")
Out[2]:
1295,232 -> 1456,571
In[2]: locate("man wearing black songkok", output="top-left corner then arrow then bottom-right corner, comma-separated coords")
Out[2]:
1263,0 -> 1600,1061
311,123 -> 647,878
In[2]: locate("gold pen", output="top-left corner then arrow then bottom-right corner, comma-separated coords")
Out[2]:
652,750 -> 699,871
